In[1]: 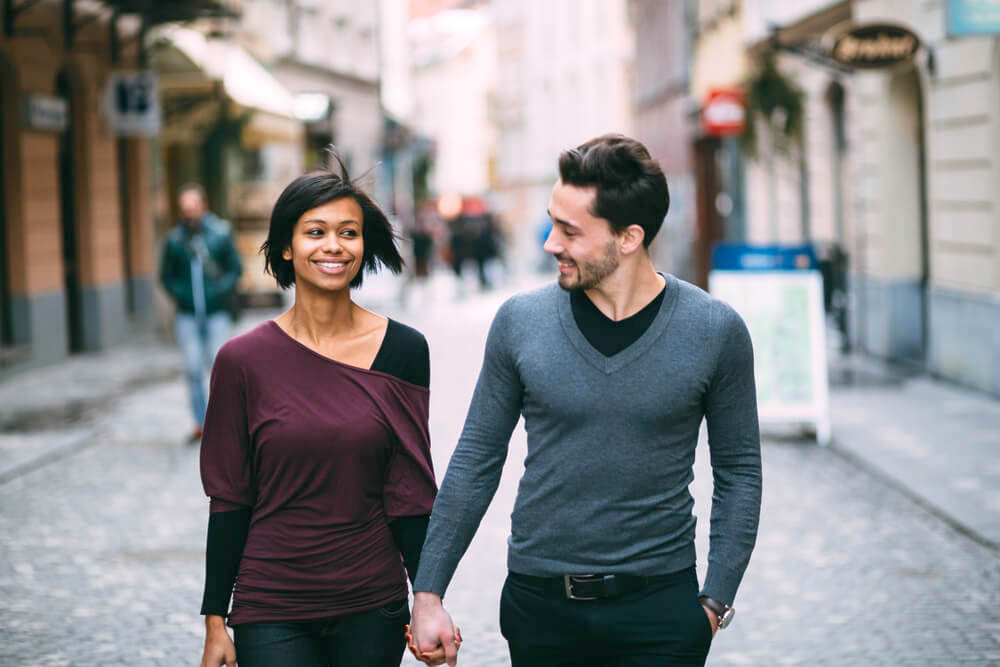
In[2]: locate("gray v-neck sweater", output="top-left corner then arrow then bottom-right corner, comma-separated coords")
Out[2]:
414,276 -> 761,605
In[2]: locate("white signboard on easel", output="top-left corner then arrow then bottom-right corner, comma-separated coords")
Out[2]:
709,268 -> 831,445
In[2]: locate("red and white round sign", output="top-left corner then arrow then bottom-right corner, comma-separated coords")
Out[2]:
702,88 -> 745,136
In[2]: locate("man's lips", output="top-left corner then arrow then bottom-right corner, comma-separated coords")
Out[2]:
556,257 -> 575,274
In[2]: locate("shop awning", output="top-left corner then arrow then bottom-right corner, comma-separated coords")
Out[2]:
151,25 -> 303,146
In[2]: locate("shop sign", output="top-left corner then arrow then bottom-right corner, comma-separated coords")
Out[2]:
702,88 -> 745,137
22,95 -> 68,132
831,23 -> 920,69
709,244 -> 831,445
103,71 -> 161,136
947,0 -> 1000,36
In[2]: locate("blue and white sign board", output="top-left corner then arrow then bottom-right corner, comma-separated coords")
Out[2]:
103,71 -> 160,136
709,244 -> 831,445
947,0 -> 1000,36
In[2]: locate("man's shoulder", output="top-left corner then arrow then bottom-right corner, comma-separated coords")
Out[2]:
495,283 -> 561,321
670,275 -> 740,324
203,213 -> 234,236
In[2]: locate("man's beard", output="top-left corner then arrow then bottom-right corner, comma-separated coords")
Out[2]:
557,239 -> 620,292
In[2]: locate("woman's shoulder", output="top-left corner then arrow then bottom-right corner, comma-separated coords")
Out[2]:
385,318 -> 428,351
214,321 -> 281,369
371,319 -> 429,388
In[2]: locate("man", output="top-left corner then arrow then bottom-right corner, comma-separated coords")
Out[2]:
160,184 -> 242,442
409,134 -> 761,666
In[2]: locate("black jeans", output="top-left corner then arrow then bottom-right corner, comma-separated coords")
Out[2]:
233,598 -> 410,667
500,567 -> 712,667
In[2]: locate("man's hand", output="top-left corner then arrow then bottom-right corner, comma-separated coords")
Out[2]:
408,592 -> 461,666
200,615 -> 237,667
701,604 -> 719,637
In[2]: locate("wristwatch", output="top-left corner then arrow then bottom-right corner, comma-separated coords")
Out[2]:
699,596 -> 735,629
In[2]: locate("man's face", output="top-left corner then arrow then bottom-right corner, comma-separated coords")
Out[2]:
179,191 -> 206,224
543,180 -> 620,292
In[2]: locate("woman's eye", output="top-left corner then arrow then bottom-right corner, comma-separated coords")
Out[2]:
307,229 -> 323,236
341,229 -> 358,237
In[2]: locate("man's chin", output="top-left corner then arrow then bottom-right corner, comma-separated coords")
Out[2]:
556,274 -> 577,291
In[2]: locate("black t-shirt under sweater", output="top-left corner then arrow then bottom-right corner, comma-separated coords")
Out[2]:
570,285 -> 667,357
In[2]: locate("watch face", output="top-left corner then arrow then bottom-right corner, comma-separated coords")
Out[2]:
719,607 -> 735,629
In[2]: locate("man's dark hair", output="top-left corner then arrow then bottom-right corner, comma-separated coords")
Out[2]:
260,150 -> 403,289
178,183 -> 207,201
557,134 -> 670,247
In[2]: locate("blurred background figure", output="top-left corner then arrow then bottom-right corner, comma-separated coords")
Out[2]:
159,184 -> 242,443
398,201 -> 440,310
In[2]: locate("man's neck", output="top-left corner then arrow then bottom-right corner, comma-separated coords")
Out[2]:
583,258 -> 665,322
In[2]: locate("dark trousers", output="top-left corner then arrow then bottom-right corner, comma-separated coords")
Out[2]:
233,598 -> 409,667
500,567 -> 712,667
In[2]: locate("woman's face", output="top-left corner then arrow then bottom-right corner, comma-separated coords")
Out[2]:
282,197 -> 364,292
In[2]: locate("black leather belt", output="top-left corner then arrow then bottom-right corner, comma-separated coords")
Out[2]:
508,571 -> 683,601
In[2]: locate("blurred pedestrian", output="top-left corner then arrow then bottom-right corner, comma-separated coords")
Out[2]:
159,184 -> 242,443
197,154 -> 441,667
400,202 -> 437,309
408,134 -> 761,667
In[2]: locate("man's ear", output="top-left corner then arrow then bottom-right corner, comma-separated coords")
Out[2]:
619,224 -> 646,255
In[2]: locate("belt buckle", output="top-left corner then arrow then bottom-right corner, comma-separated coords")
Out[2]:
563,574 -> 601,601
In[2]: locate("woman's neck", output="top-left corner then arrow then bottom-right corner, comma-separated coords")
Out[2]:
281,283 -> 358,346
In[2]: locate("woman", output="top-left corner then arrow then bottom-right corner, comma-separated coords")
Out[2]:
198,155 -> 440,667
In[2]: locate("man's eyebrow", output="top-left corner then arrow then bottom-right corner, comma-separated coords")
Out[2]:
547,209 -> 579,229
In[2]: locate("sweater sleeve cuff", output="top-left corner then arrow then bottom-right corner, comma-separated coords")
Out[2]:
698,562 -> 743,608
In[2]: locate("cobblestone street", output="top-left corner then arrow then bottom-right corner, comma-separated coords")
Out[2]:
2,280 -> 999,666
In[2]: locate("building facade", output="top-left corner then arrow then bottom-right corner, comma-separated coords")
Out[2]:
743,0 -> 1000,395
491,0 -> 634,266
628,0 -> 697,281
688,0 -> 750,288
0,1 -> 226,372
409,6 -> 496,199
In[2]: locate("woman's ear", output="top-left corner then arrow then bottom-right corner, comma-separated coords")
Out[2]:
282,245 -> 292,261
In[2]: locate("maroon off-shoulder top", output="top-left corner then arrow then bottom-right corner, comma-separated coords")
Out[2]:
200,320 -> 437,625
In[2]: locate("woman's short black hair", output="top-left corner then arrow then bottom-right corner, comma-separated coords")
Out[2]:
558,134 -> 670,247
260,150 -> 403,289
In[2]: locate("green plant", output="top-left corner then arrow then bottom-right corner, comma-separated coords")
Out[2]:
742,52 -> 805,156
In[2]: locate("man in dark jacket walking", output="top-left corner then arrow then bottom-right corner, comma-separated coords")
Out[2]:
160,184 -> 242,441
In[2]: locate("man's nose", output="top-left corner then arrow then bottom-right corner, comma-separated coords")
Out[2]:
543,229 -> 561,255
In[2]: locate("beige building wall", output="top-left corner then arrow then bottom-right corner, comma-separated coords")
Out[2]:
492,0 -> 634,267
741,0 -> 1000,393
691,0 -> 748,101
1,3 -> 153,367
410,9 -> 496,197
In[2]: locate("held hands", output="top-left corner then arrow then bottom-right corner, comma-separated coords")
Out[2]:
407,593 -> 462,666
201,615 -> 237,667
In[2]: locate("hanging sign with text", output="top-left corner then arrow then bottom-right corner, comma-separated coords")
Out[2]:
103,71 -> 161,136
831,23 -> 921,69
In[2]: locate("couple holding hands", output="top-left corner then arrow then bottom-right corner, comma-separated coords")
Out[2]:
198,134 -> 761,667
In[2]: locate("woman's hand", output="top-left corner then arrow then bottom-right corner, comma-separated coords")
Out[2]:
200,615 -> 237,667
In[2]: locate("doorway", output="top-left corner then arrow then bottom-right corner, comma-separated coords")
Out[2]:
56,68 -> 84,353
886,66 -> 929,364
